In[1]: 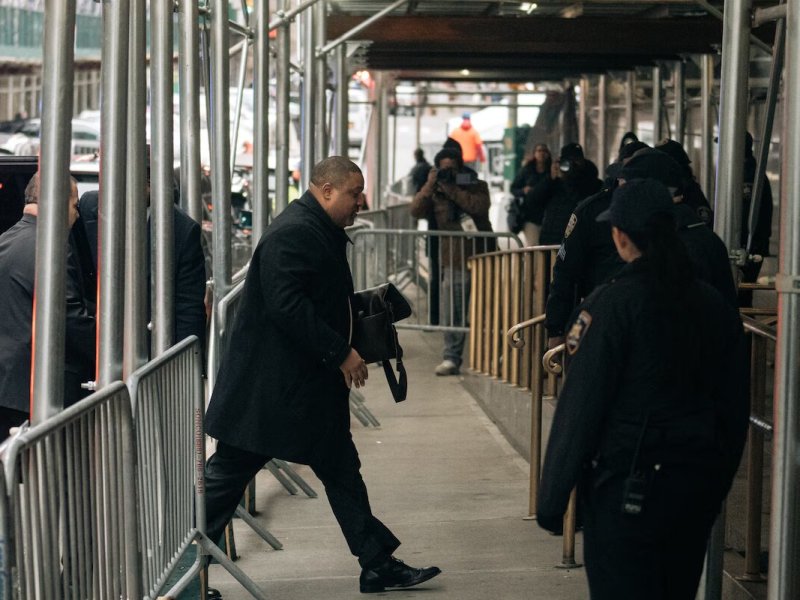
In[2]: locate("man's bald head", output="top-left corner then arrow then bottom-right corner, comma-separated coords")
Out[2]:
309,156 -> 362,190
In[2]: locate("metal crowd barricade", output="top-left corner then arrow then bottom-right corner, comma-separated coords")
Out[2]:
0,382 -> 140,599
128,336 -> 266,600
350,229 -> 524,332
356,201 -> 414,231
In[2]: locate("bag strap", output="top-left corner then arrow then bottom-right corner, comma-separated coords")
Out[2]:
381,324 -> 407,402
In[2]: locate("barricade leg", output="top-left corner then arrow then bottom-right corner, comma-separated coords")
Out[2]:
264,460 -> 298,495
199,534 -> 269,600
350,390 -> 381,427
349,396 -> 372,427
272,459 -> 318,498
234,506 -> 284,549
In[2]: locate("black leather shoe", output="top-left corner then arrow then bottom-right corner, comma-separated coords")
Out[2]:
359,556 -> 441,593
207,587 -> 222,599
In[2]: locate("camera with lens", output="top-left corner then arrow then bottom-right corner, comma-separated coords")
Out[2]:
437,167 -> 476,186
436,167 -> 456,184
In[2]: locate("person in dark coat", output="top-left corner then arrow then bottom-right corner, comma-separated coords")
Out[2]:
0,174 -> 95,437
655,139 -> 713,225
78,177 -> 207,348
529,143 -> 602,245
509,143 -> 551,245
204,156 -> 441,594
408,148 -> 431,193
739,131 -> 774,306
537,179 -> 749,600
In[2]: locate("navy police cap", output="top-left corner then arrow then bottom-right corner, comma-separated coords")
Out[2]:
596,178 -> 674,234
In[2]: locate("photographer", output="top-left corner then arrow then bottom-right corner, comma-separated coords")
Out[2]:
410,148 -> 492,376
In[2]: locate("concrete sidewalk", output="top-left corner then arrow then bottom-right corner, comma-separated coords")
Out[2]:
209,330 -> 588,599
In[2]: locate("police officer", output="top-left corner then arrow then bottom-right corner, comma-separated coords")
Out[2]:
546,149 -> 737,352
654,138 -> 713,225
537,179 -> 749,600
618,149 -> 738,307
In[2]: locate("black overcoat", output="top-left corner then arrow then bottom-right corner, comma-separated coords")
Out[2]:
0,215 -> 95,412
77,190 -> 207,346
205,192 -> 354,463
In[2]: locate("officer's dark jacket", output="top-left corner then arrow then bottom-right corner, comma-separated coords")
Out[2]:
205,191 -> 354,463
0,215 -> 95,413
741,156 -> 773,256
675,203 -> 738,307
537,260 -> 748,531
682,179 -> 714,225
545,188 -> 624,338
529,164 -> 602,245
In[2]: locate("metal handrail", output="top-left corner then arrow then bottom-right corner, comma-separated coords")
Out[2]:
543,343 -> 566,375
467,243 -> 559,262
506,314 -> 545,349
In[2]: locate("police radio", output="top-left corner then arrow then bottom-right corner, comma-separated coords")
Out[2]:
621,415 -> 655,516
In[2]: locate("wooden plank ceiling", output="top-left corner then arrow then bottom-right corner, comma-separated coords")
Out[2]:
325,1 -> 776,80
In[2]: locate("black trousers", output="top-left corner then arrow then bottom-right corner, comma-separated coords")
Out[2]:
205,439 -> 400,568
581,466 -> 722,600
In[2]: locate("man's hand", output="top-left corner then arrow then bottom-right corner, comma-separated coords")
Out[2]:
551,161 -> 561,180
425,167 -> 438,186
340,348 -> 369,389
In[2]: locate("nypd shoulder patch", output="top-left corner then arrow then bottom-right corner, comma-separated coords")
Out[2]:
566,310 -> 593,355
564,213 -> 578,239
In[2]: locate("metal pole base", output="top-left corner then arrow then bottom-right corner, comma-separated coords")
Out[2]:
554,560 -> 583,570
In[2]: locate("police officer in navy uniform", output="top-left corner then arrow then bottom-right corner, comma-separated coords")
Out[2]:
537,179 -> 749,599
618,149 -> 738,307
546,149 -> 737,352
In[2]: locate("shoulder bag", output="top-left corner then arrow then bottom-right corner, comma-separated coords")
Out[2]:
351,283 -> 412,402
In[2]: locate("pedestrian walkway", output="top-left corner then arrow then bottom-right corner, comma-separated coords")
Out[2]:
209,330 -> 588,599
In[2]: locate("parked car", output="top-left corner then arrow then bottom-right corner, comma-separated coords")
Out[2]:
1,118 -> 101,159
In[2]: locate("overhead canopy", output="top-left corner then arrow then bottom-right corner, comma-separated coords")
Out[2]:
326,1 -> 777,80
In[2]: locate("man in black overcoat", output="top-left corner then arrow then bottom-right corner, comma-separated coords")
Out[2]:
0,174 -> 95,437
204,156 -> 440,594
77,173 -> 207,348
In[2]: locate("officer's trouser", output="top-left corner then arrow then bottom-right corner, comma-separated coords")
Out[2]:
581,466 -> 723,600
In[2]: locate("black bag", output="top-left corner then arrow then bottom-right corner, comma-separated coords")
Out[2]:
506,197 -> 525,234
352,283 -> 412,403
